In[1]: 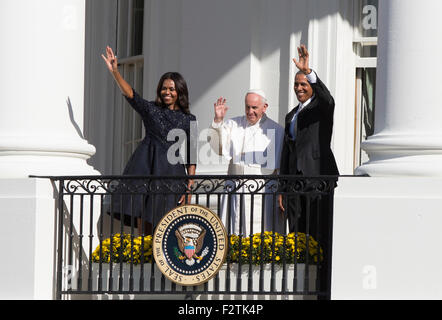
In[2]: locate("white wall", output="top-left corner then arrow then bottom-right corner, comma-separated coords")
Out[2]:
84,0 -> 119,175
332,177 -> 442,299
0,178 -> 103,300
0,179 -> 56,299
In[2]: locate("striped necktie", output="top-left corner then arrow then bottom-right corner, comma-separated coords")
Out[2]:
289,106 -> 301,140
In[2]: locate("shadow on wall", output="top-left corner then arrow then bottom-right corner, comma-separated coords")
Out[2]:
178,0 -> 343,122
66,97 -> 85,140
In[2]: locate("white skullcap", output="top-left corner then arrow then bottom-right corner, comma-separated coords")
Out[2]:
246,89 -> 268,104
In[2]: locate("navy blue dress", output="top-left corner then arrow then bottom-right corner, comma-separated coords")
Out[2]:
109,89 -> 197,227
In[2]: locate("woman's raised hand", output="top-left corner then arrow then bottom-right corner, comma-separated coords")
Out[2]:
101,46 -> 133,98
101,46 -> 118,73
214,97 -> 229,123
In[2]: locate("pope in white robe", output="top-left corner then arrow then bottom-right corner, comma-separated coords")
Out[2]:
208,90 -> 285,235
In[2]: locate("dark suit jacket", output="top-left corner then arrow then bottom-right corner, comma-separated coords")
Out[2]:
280,74 -> 339,176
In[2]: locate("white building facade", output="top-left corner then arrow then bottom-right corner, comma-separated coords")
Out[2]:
84,0 -> 377,176
1,0 -> 442,299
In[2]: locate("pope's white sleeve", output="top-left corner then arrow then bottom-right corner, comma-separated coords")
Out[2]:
208,120 -> 231,156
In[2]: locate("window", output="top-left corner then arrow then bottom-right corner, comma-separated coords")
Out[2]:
353,0 -> 378,170
354,68 -> 376,167
112,0 -> 145,173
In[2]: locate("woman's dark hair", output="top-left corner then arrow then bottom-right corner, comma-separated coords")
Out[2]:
155,72 -> 190,114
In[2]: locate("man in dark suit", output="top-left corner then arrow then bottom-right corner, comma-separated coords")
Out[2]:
279,44 -> 339,233
278,45 -> 339,299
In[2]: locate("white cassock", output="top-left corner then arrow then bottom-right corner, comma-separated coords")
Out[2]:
208,114 -> 284,235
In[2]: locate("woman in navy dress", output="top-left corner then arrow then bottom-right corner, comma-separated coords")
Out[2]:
102,46 -> 196,235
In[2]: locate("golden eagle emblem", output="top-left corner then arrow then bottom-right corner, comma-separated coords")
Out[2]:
175,223 -> 208,266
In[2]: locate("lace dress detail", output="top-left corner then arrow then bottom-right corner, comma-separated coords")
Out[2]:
109,89 -> 197,226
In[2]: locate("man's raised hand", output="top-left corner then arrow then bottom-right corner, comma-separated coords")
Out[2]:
214,97 -> 229,123
292,44 -> 312,75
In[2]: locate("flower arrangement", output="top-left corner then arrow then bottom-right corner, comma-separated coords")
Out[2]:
92,233 -> 153,264
92,231 -> 322,265
227,231 -> 323,265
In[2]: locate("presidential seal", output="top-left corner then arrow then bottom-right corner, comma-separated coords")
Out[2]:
153,204 -> 228,286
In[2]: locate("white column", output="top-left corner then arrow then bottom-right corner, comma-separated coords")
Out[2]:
0,0 -> 99,178
0,0 -> 100,300
356,0 -> 442,177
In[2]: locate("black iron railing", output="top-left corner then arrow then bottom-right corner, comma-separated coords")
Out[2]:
37,175 -> 338,300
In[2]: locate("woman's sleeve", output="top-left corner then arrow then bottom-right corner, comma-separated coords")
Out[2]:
124,88 -> 152,117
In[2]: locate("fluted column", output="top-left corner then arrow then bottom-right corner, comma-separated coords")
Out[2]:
356,0 -> 442,177
0,0 -> 98,178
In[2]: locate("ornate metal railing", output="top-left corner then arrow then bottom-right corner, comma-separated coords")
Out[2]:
37,175 -> 338,300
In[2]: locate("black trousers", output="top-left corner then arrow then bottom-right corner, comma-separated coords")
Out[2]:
285,191 -> 334,299
286,193 -> 332,235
